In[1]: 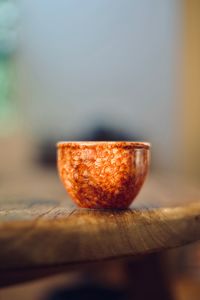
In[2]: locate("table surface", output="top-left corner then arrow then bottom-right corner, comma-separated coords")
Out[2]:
0,165 -> 200,275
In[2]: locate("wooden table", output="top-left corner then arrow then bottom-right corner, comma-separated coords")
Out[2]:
0,165 -> 200,287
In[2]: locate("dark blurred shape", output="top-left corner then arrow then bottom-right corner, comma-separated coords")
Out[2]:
125,254 -> 172,300
37,140 -> 57,168
36,125 -> 142,168
80,125 -> 138,141
45,253 -> 171,300
46,283 -> 126,300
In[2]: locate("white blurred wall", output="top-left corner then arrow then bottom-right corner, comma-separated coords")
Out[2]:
17,0 -> 181,168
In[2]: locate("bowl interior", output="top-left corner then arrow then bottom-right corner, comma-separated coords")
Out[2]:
57,141 -> 150,150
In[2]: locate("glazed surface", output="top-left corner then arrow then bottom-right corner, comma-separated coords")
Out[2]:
57,143 -> 150,208
57,141 -> 150,150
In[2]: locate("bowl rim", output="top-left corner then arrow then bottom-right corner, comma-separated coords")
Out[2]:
57,141 -> 150,149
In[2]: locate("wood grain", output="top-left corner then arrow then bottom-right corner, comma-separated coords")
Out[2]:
0,172 -> 200,272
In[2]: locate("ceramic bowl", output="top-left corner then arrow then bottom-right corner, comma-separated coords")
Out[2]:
57,141 -> 150,209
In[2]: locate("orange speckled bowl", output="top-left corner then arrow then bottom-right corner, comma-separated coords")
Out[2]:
57,141 -> 150,209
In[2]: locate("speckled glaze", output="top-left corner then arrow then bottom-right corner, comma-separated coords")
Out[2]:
57,142 -> 150,209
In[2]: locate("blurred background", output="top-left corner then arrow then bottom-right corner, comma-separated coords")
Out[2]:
0,0 -> 200,299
